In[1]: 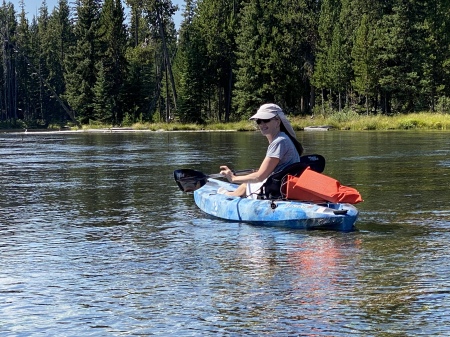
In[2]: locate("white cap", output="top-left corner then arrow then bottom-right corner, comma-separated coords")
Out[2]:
249,103 -> 297,139
249,103 -> 282,120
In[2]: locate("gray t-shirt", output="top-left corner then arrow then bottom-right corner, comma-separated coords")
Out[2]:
266,132 -> 300,173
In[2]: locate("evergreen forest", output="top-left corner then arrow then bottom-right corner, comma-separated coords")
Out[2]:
1,0 -> 450,128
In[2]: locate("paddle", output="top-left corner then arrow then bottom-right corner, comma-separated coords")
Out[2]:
174,154 -> 325,193
173,168 -> 255,192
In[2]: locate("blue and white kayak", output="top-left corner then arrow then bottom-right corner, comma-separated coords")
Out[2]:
193,178 -> 358,231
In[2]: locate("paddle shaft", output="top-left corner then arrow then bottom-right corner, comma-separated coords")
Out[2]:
208,169 -> 255,179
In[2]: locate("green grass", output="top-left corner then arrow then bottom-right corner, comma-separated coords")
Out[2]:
130,120 -> 256,132
109,113 -> 450,131
289,112 -> 450,131
5,112 -> 449,132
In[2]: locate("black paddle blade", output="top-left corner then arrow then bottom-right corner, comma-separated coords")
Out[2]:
301,154 -> 325,173
173,169 -> 208,192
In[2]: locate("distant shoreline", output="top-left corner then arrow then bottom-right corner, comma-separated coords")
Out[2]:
1,128 -> 239,135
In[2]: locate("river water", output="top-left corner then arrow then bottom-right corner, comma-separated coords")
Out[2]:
0,130 -> 449,336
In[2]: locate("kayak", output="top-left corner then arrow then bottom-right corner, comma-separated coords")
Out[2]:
193,177 -> 359,231
174,154 -> 359,231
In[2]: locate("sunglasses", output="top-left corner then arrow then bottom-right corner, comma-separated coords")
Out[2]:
255,118 -> 276,125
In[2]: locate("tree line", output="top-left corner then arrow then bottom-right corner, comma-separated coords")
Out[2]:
1,0 -> 450,128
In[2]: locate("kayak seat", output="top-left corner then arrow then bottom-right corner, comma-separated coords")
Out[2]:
261,162 -> 310,199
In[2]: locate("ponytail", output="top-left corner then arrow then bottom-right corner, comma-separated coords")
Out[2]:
280,123 -> 304,156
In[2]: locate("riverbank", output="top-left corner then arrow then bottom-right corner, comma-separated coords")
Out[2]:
2,112 -> 450,133
127,112 -> 450,131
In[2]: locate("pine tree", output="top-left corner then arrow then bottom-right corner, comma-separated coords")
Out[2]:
16,7 -> 40,123
36,1 -> 52,124
123,44 -> 156,122
43,0 -> 75,124
233,0 -> 267,116
92,60 -> 113,122
312,0 -> 340,114
234,0 -> 315,116
418,0 -> 450,111
276,0 -> 320,113
121,0 -> 155,122
175,6 -> 208,123
351,14 -> 377,114
235,0 -> 288,116
376,0 -> 421,113
191,0 -> 240,121
125,0 -> 145,47
96,0 -> 128,124
141,0 -> 178,121
327,23 -> 347,111
440,1 -> 450,107
0,3 -> 19,121
64,0 -> 101,124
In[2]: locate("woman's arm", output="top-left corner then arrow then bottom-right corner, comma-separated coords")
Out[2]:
220,156 -> 280,184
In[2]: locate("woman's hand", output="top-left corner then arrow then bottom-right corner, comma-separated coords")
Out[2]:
220,156 -> 280,184
219,165 -> 234,182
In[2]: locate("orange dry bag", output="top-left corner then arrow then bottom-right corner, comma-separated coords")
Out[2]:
284,167 -> 363,204
284,174 -> 326,202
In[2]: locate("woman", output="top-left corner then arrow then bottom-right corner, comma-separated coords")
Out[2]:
219,103 -> 303,197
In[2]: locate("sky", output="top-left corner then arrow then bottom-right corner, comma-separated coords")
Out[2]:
7,0 -> 184,29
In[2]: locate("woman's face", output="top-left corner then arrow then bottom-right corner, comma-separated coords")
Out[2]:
257,117 -> 280,136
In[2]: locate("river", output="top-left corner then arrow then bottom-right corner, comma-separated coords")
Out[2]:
0,130 -> 449,336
